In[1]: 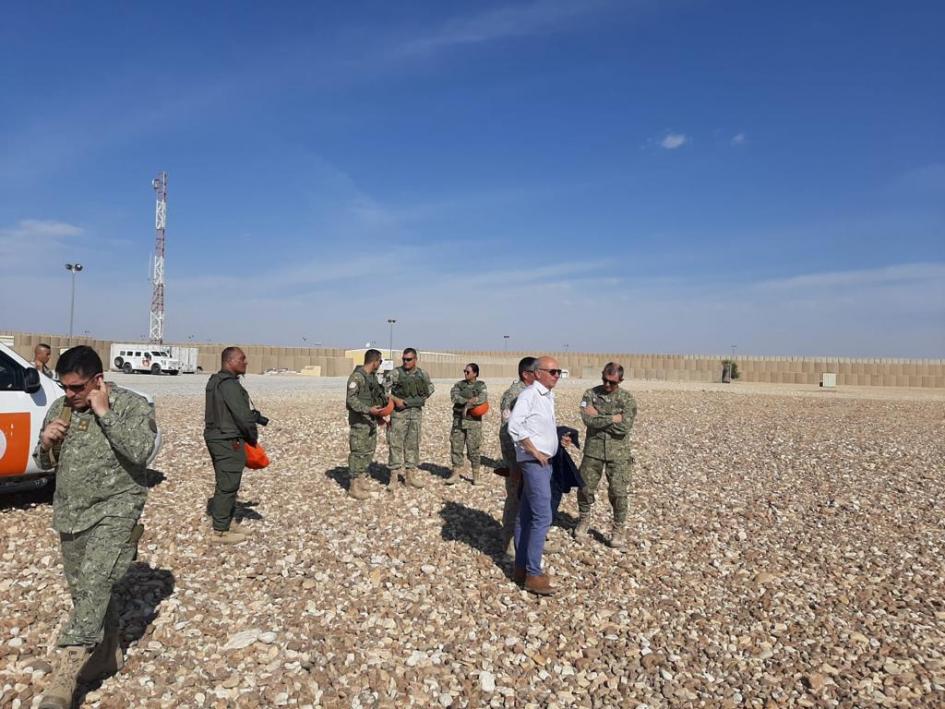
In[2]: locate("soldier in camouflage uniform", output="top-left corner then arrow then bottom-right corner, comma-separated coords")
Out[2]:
346,349 -> 389,500
33,346 -> 157,709
575,362 -> 638,548
497,356 -> 538,556
446,363 -> 488,484
384,347 -> 434,491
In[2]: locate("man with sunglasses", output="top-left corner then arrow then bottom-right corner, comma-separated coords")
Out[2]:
507,356 -> 564,595
575,362 -> 638,548
385,347 -> 434,491
446,363 -> 488,484
33,346 -> 157,708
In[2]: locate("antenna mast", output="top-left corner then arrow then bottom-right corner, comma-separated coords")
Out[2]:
149,171 -> 167,344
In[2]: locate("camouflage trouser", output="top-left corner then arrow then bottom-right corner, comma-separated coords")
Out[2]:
577,456 -> 633,526
348,422 -> 377,480
206,438 -> 246,532
58,516 -> 138,647
450,419 -> 482,470
387,407 -> 423,470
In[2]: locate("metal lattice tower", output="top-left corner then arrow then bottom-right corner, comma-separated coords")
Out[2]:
149,171 -> 167,344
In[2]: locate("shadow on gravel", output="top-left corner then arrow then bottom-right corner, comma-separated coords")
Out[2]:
203,497 -> 265,522
439,500 -> 503,561
479,456 -> 503,470
324,463 -> 389,491
74,563 -> 176,704
418,462 -> 452,480
145,468 -> 166,488
0,479 -> 55,511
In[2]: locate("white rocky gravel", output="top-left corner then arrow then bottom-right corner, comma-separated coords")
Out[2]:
1,376 -> 943,707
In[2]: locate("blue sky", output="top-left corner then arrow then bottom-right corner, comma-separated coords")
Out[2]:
1,1 -> 943,357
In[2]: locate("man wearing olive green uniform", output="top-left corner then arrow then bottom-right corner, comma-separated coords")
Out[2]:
346,349 -> 388,500
204,347 -> 259,544
498,356 -> 538,556
575,362 -> 638,548
385,347 -> 434,490
446,363 -> 488,484
33,346 -> 156,709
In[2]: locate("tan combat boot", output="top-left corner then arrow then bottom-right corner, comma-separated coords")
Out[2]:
502,534 -> 515,559
387,469 -> 402,495
470,468 -> 480,485
211,529 -> 248,545
609,526 -> 626,549
406,469 -> 426,489
573,515 -> 590,542
348,477 -> 371,500
444,468 -> 462,485
39,646 -> 92,709
78,626 -> 123,682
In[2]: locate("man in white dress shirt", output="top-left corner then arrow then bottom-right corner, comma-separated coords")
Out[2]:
507,355 -> 563,595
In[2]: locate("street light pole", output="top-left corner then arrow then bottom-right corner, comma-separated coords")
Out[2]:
503,335 -> 510,352
386,319 -> 396,361
65,263 -> 84,344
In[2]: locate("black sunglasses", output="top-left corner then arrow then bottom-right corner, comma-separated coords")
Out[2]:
59,377 -> 96,394
402,357 -> 415,362
539,368 -> 562,376
602,377 -> 621,386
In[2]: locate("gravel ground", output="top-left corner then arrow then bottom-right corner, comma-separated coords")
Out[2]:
1,377 -> 943,707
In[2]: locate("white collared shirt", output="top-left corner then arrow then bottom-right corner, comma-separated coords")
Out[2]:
508,380 -> 558,461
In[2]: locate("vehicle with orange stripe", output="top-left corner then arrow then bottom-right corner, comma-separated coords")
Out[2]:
0,343 -> 161,493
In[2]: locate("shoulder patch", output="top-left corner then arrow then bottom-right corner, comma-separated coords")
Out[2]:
580,400 -> 588,407
348,381 -> 358,390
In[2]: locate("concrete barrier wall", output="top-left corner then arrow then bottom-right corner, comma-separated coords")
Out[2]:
3,331 -> 942,387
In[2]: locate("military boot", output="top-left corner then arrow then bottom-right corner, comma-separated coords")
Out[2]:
387,469 -> 402,495
78,626 -> 123,682
609,526 -> 626,549
406,469 -> 426,489
470,468 -> 480,485
573,515 -> 590,542
348,477 -> 371,500
211,529 -> 248,545
39,646 -> 92,709
444,469 -> 462,485
502,534 -> 515,559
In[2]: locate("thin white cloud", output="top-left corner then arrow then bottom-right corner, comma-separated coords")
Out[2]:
660,132 -> 688,150
403,0 -> 611,53
757,262 -> 945,291
730,132 -> 746,146
0,219 -> 84,240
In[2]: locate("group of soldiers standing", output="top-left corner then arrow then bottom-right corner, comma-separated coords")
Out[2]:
345,348 -> 638,550
29,343 -> 637,706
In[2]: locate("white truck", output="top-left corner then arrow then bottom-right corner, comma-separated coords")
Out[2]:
0,343 -> 162,493
169,346 -> 200,374
110,343 -> 181,375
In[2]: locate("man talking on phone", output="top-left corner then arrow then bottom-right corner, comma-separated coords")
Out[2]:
33,346 -> 157,709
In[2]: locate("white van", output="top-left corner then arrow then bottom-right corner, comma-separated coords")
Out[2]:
0,343 -> 162,493
110,343 -> 181,375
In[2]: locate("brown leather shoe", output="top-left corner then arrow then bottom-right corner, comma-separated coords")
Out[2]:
524,574 -> 556,596
513,567 -> 526,585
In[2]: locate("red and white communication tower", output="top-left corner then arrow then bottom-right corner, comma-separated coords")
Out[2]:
149,171 -> 167,344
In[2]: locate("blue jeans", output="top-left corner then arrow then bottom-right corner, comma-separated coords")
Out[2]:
514,459 -> 553,576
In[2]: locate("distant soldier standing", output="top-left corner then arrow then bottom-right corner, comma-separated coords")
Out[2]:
33,342 -> 55,378
385,347 -> 434,491
497,356 -> 538,556
574,362 -> 638,548
33,346 -> 156,709
204,347 -> 259,545
446,363 -> 488,484
346,349 -> 388,500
